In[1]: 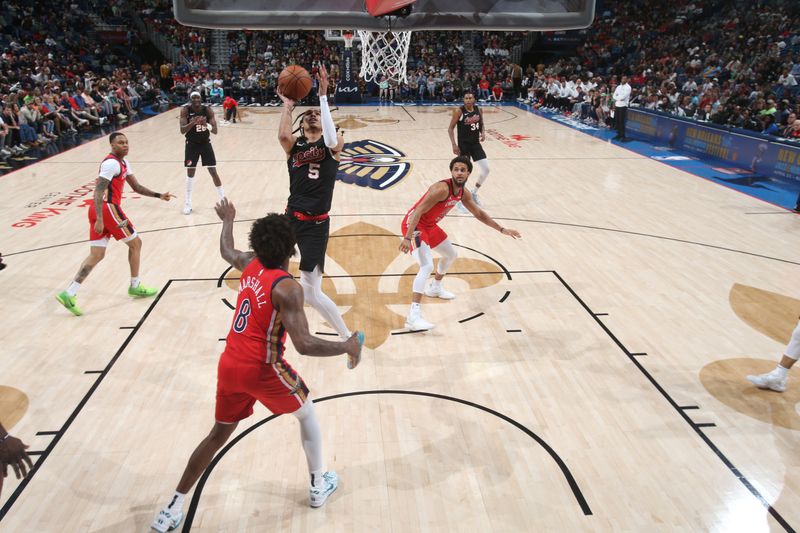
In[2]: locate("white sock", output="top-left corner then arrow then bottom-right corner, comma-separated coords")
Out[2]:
130,277 -> 140,289
165,491 -> 186,514
310,469 -> 326,488
66,281 -> 81,297
774,365 -> 789,378
410,302 -> 421,314
216,185 -> 225,199
185,176 -> 194,204
430,279 -> 441,288
293,401 -> 325,486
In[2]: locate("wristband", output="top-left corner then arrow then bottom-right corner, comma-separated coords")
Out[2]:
403,237 -> 411,241
154,192 -> 161,199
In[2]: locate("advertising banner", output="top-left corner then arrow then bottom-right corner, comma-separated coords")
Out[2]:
626,109 -> 800,187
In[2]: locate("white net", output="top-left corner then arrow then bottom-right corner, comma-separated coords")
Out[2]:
356,29 -> 412,84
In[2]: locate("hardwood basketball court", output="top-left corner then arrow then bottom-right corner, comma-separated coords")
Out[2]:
0,103 -> 798,531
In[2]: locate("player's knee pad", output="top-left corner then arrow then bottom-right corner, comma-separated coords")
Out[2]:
292,398 -> 315,421
299,272 -> 322,306
412,246 -> 434,292
436,242 -> 457,275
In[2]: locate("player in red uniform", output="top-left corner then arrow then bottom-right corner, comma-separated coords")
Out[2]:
399,155 -> 521,331
56,132 -> 175,316
151,199 -> 364,533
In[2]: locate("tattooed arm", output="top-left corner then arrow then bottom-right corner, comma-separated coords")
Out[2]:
126,174 -> 174,202
93,178 -> 109,235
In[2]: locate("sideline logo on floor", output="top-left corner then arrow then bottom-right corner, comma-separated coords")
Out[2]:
337,139 -> 411,190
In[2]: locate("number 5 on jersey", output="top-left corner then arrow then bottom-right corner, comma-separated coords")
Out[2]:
308,162 -> 320,179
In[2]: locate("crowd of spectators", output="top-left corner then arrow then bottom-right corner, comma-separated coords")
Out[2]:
5,0 -> 799,161
0,0 -> 173,160
524,0 -> 800,141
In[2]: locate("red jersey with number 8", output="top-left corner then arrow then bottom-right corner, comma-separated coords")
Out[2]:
222,259 -> 293,365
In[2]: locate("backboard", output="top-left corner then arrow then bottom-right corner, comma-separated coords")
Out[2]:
173,0 -> 596,31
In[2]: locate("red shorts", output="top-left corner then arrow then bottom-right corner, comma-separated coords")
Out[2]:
215,355 -> 309,423
401,217 -> 447,250
88,203 -> 137,243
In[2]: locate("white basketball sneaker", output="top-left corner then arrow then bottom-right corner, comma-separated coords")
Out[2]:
309,471 -> 338,508
455,201 -> 469,214
747,369 -> 787,392
182,201 -> 192,215
151,509 -> 183,532
424,282 -> 455,300
405,309 -> 434,331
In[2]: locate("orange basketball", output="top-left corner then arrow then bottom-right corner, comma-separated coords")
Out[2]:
278,65 -> 312,101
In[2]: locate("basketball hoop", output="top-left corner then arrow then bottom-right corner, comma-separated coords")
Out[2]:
357,29 -> 411,84
343,31 -> 355,49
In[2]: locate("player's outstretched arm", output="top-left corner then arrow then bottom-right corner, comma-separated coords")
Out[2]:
317,65 -> 341,150
127,174 -> 174,202
214,198 -> 255,271
277,89 -> 297,155
462,190 -> 521,239
274,278 -> 363,359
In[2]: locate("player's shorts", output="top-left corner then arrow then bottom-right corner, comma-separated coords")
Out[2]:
215,355 -> 309,423
184,140 -> 217,167
289,214 -> 330,272
88,203 -> 137,245
458,141 -> 487,162
401,217 -> 447,250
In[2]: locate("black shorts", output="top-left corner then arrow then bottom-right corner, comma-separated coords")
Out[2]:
185,141 -> 216,167
458,141 -> 487,162
289,216 -> 330,272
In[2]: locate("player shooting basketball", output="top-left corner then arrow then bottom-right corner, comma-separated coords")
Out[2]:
276,65 -> 354,342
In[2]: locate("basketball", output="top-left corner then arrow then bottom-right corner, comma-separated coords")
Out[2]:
278,65 -> 312,101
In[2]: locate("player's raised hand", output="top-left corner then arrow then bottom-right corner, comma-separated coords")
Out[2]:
317,64 -> 329,96
214,197 -> 236,222
276,88 -> 295,109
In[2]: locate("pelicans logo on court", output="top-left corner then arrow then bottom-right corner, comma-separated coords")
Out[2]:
219,222 -> 507,349
336,140 -> 411,190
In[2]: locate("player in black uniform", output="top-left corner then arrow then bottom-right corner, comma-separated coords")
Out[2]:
448,91 -> 490,211
277,65 -> 352,341
179,91 -> 224,214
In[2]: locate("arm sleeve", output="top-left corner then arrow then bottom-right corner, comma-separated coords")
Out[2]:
98,159 -> 121,180
318,95 -> 338,148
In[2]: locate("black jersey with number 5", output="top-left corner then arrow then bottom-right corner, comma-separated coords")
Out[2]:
457,105 -> 483,145
185,105 -> 211,144
287,137 -> 339,215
